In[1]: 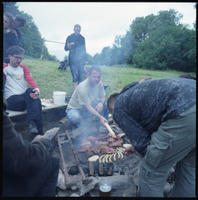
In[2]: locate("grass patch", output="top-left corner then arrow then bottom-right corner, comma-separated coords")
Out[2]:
22,58 -> 195,99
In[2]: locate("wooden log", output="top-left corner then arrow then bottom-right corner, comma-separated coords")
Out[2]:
98,159 -> 104,176
104,123 -> 116,138
88,155 -> 99,176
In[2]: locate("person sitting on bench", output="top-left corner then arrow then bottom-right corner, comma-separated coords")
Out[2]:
3,45 -> 43,135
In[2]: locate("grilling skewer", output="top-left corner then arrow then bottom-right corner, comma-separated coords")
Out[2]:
104,122 -> 117,138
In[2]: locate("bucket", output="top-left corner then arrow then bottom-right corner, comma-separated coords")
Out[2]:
53,91 -> 66,105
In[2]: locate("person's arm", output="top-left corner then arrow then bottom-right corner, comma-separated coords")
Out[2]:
64,35 -> 73,51
96,82 -> 106,112
21,65 -> 38,88
95,97 -> 105,113
113,108 -> 150,156
85,104 -> 107,125
21,64 -> 40,99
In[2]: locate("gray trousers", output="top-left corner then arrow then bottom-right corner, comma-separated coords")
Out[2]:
138,105 -> 196,197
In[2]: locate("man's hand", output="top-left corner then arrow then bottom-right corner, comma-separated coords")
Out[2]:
67,42 -> 75,49
96,102 -> 103,113
33,127 -> 59,141
33,127 -> 60,152
30,88 -> 40,99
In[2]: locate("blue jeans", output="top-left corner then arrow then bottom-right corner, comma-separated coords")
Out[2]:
6,88 -> 43,134
70,61 -> 85,84
66,102 -> 108,127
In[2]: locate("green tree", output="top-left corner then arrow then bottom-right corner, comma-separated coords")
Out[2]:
132,10 -> 196,72
86,53 -> 94,65
93,53 -> 102,65
91,8 -> 196,72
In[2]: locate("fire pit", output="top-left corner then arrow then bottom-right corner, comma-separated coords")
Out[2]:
56,118 -> 143,197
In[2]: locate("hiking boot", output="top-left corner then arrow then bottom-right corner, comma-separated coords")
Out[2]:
29,121 -> 39,135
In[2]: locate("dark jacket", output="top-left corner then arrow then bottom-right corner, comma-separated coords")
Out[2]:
15,28 -> 22,43
3,105 -> 59,197
64,33 -> 86,65
113,77 -> 196,155
3,31 -> 19,62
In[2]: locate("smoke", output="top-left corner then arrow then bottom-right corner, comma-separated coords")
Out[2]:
72,117 -> 100,146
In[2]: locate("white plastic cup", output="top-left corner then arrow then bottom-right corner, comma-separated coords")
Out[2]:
99,180 -> 112,197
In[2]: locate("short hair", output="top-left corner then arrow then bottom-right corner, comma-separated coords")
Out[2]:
107,93 -> 120,112
15,16 -> 26,27
179,74 -> 196,80
88,66 -> 102,74
7,45 -> 25,56
74,24 -> 81,29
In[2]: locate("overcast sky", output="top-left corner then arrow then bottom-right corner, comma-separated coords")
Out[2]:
17,2 -> 196,61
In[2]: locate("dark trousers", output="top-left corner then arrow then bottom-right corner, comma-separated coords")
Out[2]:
6,88 -> 43,134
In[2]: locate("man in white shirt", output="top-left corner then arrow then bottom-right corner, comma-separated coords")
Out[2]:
66,66 -> 108,129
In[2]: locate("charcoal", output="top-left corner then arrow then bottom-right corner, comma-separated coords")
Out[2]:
68,166 -> 79,175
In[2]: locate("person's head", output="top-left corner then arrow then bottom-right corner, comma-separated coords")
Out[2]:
4,13 -> 15,30
14,16 -> 26,28
179,74 -> 196,80
73,24 -> 81,35
7,45 -> 25,67
107,93 -> 120,113
87,66 -> 102,86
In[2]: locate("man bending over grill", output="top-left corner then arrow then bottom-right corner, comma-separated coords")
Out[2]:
3,45 -> 43,136
107,77 -> 196,198
66,66 -> 108,129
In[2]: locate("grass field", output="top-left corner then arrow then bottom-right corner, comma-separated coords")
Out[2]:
22,57 -> 195,99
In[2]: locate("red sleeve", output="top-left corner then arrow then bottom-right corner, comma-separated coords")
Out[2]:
20,64 -> 38,88
3,63 -> 8,68
3,63 -> 8,75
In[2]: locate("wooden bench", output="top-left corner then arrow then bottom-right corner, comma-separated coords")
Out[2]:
7,99 -> 67,118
